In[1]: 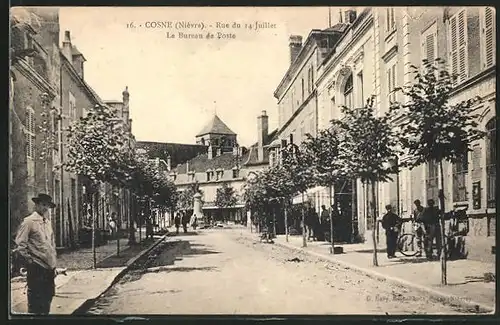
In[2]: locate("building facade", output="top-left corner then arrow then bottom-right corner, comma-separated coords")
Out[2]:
10,7 -> 60,238
273,7 -> 496,260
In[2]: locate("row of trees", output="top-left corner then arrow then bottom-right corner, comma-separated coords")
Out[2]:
243,59 -> 485,285
65,103 -> 178,248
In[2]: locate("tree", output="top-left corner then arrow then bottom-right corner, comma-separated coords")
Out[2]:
332,96 -> 400,266
279,145 -> 314,247
395,58 -> 485,284
302,127 -> 348,253
65,103 -> 133,263
177,181 -> 204,212
215,182 -> 238,221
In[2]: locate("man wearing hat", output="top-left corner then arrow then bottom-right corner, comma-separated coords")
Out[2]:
14,193 -> 57,315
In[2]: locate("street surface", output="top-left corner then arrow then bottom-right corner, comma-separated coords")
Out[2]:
87,229 -> 472,315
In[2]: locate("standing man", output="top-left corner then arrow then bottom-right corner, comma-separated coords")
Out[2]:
421,199 -> 442,260
14,194 -> 57,315
174,213 -> 181,234
381,204 -> 401,259
181,212 -> 189,233
412,199 -> 425,257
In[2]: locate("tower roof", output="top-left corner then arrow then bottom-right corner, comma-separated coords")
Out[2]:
196,114 -> 236,137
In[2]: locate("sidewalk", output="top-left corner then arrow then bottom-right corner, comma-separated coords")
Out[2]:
10,231 -> 165,315
238,229 -> 495,313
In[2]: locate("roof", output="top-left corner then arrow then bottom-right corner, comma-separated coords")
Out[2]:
241,128 -> 279,166
135,141 -> 207,168
71,45 -> 86,61
196,115 -> 236,137
174,152 -> 249,174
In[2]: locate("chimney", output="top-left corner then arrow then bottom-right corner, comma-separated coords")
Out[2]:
345,9 -> 357,24
289,35 -> 303,65
62,30 -> 72,62
166,156 -> 172,171
122,86 -> 130,120
207,146 -> 213,160
257,110 -> 269,162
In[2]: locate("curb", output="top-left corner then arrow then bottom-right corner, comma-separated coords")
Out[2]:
273,239 -> 495,314
71,235 -> 167,315
237,231 -> 494,314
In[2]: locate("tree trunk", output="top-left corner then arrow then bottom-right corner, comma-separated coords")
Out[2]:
371,180 -> 379,266
128,194 -> 136,245
330,184 -> 335,254
116,192 -> 120,257
302,192 -> 307,247
91,194 -> 97,269
284,199 -> 289,242
438,160 -> 447,285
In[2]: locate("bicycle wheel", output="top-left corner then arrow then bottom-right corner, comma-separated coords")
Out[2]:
397,233 -> 421,257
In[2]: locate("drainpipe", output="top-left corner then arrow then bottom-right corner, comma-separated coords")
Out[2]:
59,63 -> 65,247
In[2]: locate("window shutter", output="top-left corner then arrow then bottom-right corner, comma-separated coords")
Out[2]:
449,16 -> 459,80
426,34 -> 436,62
458,10 -> 468,82
484,7 -> 495,68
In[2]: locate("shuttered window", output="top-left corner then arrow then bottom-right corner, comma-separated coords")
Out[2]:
386,8 -> 396,32
25,107 -> 35,159
452,155 -> 469,202
387,63 -> 397,103
448,9 -> 468,84
482,7 -> 496,68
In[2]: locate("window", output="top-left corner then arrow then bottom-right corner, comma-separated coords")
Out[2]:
25,106 -> 35,159
426,160 -> 439,202
386,64 -> 397,103
486,118 -> 496,208
448,9 -> 468,84
357,72 -> 364,107
343,74 -> 353,108
481,7 -> 496,69
421,23 -> 437,64
301,78 -> 305,102
206,171 -> 212,181
69,92 -> 76,120
386,8 -> 396,33
232,168 -> 239,178
452,155 -> 468,202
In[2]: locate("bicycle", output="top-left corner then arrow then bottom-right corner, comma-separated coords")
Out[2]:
396,218 -> 424,257
396,217 -> 468,258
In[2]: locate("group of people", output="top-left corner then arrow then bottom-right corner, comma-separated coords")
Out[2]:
381,199 -> 442,260
173,212 -> 198,234
302,204 -> 332,242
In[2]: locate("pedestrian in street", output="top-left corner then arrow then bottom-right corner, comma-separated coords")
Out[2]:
108,213 -> 117,239
14,194 -> 57,315
182,212 -> 189,233
304,204 -> 313,241
320,205 -> 330,242
174,213 -> 181,234
421,199 -> 442,260
310,206 -> 321,241
412,199 -> 425,257
190,214 -> 198,230
146,217 -> 154,240
381,204 -> 401,259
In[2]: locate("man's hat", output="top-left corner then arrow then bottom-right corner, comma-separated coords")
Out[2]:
32,194 -> 56,208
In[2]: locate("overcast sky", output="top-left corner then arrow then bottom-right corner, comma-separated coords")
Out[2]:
59,7 -> 344,147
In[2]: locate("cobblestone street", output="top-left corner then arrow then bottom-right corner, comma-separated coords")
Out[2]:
87,229 -> 477,315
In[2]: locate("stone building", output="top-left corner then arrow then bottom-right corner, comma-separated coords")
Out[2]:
140,111 -> 277,224
10,7 -> 61,238
273,7 -> 496,261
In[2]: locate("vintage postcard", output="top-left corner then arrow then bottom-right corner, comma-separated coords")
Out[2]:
9,6 -> 496,316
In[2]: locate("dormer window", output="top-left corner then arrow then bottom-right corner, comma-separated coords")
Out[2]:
188,171 -> 195,182
206,169 -> 214,181
216,168 -> 224,180
232,167 -> 240,179
169,172 -> 177,182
